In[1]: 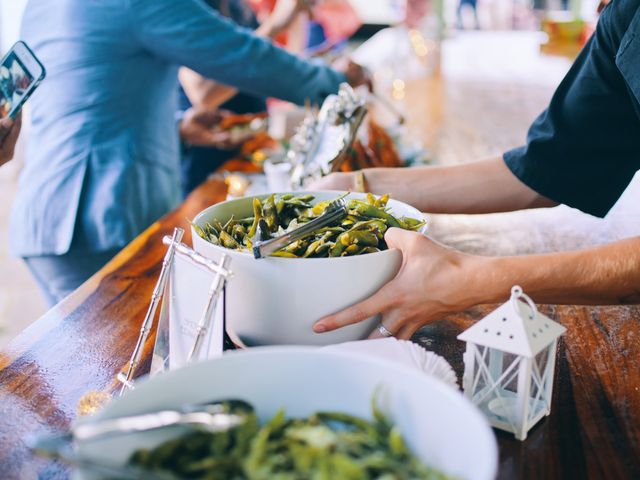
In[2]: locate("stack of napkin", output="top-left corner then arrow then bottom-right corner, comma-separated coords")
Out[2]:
324,338 -> 459,390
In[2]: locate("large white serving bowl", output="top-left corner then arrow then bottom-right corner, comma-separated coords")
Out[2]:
192,191 -> 425,346
76,347 -> 498,480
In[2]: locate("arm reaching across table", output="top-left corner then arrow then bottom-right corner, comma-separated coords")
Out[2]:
312,0 -> 640,339
179,0 -> 320,111
310,157 -> 558,215
313,232 -> 640,340
129,0 -> 343,106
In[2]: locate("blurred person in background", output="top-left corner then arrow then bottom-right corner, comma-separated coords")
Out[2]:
12,0 -> 369,307
250,0 -> 361,56
176,0 -> 363,197
177,0 -> 348,196
249,0 -> 310,52
404,0 -> 432,29
305,0 -> 362,56
457,0 -> 480,30
0,114 -> 21,167
311,0 -> 640,339
176,0 -> 280,196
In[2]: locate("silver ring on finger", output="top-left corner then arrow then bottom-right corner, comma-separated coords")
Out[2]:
377,322 -> 394,338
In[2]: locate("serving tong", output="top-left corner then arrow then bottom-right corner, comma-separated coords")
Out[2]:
116,229 -> 232,395
29,400 -> 249,479
252,198 -> 348,259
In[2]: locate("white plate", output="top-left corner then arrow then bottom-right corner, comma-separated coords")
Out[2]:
324,338 -> 459,389
76,347 -> 497,480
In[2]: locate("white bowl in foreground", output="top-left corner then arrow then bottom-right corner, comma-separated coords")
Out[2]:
76,347 -> 498,480
192,191 -> 426,346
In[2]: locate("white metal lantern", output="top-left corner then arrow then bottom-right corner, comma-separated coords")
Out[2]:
457,286 -> 566,440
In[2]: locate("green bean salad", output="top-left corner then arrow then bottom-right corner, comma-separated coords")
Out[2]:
193,193 -> 425,258
129,399 -> 454,480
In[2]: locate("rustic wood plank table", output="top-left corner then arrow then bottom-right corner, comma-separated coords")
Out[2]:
0,32 -> 632,479
0,177 -> 638,479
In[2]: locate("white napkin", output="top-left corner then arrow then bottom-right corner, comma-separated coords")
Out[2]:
324,338 -> 459,390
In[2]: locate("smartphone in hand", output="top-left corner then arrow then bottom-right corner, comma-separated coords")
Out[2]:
0,41 -> 46,120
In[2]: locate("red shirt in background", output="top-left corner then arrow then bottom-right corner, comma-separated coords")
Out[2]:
248,0 -> 362,44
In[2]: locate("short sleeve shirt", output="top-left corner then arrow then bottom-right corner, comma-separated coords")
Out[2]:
504,0 -> 640,218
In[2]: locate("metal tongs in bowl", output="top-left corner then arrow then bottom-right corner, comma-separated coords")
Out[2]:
252,198 -> 348,259
28,400 -> 251,478
30,400 -> 249,446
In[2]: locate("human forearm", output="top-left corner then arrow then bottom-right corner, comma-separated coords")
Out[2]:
179,68 -> 237,111
133,0 -> 345,106
474,236 -> 640,306
314,157 -> 557,214
314,232 -> 640,340
177,2 -> 323,110
178,7 -> 283,111
255,0 -> 311,41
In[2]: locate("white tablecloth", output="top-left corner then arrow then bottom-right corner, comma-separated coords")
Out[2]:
428,171 -> 640,256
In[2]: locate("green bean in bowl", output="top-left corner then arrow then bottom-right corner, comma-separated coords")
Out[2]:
129,399 -> 455,480
192,193 -> 426,258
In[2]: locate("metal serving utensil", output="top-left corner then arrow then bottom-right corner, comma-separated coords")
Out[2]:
75,228 -> 186,414
117,233 -> 232,394
29,400 -> 251,477
252,198 -> 348,259
81,403 -> 245,443
31,405 -> 247,447
28,436 -> 179,480
117,228 -> 185,395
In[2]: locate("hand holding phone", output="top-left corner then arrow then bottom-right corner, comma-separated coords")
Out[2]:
0,112 -> 22,166
0,41 -> 46,120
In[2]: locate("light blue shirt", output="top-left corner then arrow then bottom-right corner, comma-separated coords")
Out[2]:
11,0 -> 345,257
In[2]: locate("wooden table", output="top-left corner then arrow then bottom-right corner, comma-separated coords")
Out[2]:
0,178 -> 639,479
0,32 -> 632,479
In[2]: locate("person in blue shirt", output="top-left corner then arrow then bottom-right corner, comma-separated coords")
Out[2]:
177,0 -> 266,197
12,0 -> 369,306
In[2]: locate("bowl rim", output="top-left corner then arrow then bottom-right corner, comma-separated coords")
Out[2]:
191,190 -> 428,262
86,346 -> 498,480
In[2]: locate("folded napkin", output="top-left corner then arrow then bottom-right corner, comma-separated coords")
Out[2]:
324,338 -> 459,390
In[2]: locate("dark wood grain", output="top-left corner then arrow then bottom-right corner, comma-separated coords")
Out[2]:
0,179 -> 639,479
418,304 -> 640,480
0,180 -> 228,479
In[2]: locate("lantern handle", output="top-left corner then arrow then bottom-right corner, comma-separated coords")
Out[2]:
510,285 -> 538,319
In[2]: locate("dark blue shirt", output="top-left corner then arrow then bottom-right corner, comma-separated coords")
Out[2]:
504,0 -> 640,217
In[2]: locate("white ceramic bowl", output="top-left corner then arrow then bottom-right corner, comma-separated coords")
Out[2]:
192,191 -> 425,346
76,348 -> 497,480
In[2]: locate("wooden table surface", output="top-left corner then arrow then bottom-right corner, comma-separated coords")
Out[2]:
0,177 -> 639,479
0,33 -> 634,479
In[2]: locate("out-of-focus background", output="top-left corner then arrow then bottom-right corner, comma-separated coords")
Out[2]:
0,0 -> 599,346
0,0 -> 41,346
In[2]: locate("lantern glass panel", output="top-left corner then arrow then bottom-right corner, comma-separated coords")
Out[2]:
527,345 -> 553,421
470,344 -> 522,430
535,347 -> 550,376
528,371 -> 544,421
471,345 -> 488,396
501,352 -> 520,393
